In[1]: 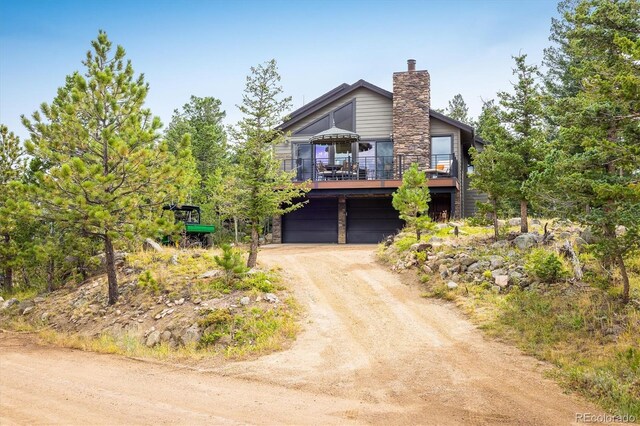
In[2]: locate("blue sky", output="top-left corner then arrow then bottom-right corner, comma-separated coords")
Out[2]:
1,0 -> 559,140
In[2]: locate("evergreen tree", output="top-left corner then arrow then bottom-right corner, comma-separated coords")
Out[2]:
0,125 -> 27,290
22,31 -> 194,304
392,163 -> 433,239
165,95 -> 228,185
445,94 -> 472,125
534,0 -> 640,303
232,59 -> 310,267
470,101 -> 522,239
498,54 -> 546,233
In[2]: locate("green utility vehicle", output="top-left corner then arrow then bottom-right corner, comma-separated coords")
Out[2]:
162,204 -> 215,248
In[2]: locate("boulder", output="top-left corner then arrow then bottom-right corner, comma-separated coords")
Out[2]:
168,254 -> 179,266
489,255 -> 504,269
447,281 -> 458,289
508,218 -> 521,226
459,256 -> 477,267
531,219 -> 541,225
160,331 -> 172,342
143,238 -> 163,252
513,233 -> 539,250
494,275 -> 509,288
17,300 -> 35,315
429,237 -> 443,243
240,296 -> 250,306
145,330 -> 161,347
579,228 -> 594,244
467,261 -> 490,274
421,265 -> 433,274
438,264 -> 449,278
410,242 -> 432,252
0,298 -> 17,310
509,271 -> 524,284
491,240 -> 509,249
180,324 -> 202,346
491,269 -> 507,279
33,296 -> 45,304
264,293 -> 279,303
199,270 -> 222,279
22,306 -> 34,315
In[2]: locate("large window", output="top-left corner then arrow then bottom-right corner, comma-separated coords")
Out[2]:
431,135 -> 453,172
293,100 -> 355,135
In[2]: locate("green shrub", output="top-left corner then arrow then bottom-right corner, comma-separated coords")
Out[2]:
394,235 -> 417,252
525,248 -> 568,283
237,271 -> 276,292
214,244 -> 249,286
138,270 -> 161,294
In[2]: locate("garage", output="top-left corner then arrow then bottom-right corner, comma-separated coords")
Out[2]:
346,197 -> 404,244
282,198 -> 338,243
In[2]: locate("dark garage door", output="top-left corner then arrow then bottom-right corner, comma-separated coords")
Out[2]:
347,197 -> 404,244
282,198 -> 338,243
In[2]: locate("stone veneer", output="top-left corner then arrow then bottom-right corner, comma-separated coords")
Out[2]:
338,196 -> 346,244
272,215 -> 282,244
392,60 -> 431,171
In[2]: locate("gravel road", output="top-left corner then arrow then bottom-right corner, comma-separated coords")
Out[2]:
0,245 -> 600,425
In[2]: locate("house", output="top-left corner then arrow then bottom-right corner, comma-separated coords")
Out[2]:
272,59 -> 485,244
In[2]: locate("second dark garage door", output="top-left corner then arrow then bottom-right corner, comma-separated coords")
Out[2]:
282,198 -> 338,243
347,197 -> 404,244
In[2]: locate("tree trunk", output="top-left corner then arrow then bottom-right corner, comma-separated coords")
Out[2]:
2,234 -> 12,291
416,226 -> 421,240
234,217 -> 238,244
47,258 -> 55,292
616,253 -> 630,304
3,266 -> 12,292
520,199 -> 528,233
246,222 -> 259,268
104,235 -> 119,305
492,199 -> 499,241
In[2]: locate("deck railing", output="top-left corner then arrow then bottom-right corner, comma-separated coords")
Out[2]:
281,154 -> 457,182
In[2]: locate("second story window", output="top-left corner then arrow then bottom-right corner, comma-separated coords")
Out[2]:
293,100 -> 355,135
431,135 -> 453,173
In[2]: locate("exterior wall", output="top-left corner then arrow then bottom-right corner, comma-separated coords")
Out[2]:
392,69 -> 430,169
275,87 -> 393,161
338,196 -> 346,244
272,215 -> 282,243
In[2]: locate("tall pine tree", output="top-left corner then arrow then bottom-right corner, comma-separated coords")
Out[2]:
536,0 -> 640,303
498,54 -> 546,233
23,31 -> 194,304
0,125 -> 27,291
232,59 -> 310,267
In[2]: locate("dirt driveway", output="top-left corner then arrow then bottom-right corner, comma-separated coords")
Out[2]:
1,245 -> 600,425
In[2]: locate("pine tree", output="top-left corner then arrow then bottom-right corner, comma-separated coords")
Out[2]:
392,163 -> 434,239
535,0 -> 640,303
0,125 -> 27,291
470,101 -> 523,239
214,243 -> 248,286
445,94 -> 472,125
498,54 -> 546,233
232,59 -> 310,267
165,96 -> 228,185
22,31 -> 194,304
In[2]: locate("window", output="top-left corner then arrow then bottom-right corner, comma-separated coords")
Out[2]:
333,102 -> 354,131
431,135 -> 453,172
294,115 -> 331,135
431,136 -> 452,156
293,100 -> 355,135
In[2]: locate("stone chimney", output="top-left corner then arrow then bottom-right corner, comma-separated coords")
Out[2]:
392,59 -> 430,170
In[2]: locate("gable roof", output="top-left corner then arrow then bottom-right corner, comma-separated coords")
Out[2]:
280,80 -> 392,131
280,79 -> 483,146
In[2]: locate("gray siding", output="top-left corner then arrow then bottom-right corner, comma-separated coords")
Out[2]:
274,87 -> 393,160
